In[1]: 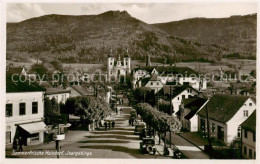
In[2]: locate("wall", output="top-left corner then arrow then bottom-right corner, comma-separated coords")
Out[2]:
145,80 -> 163,94
46,92 -> 70,104
227,98 -> 256,143
197,115 -> 228,143
172,88 -> 198,115
241,129 -> 256,159
6,92 -> 44,144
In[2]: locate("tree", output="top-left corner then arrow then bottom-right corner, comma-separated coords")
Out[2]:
44,97 -> 61,126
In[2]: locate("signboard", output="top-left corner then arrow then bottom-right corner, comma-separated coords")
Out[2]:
53,134 -> 65,140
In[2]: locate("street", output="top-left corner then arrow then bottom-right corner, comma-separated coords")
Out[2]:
6,107 -> 170,159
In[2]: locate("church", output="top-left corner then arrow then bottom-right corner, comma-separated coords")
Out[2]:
107,49 -> 131,79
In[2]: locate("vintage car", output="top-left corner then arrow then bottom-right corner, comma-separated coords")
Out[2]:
139,128 -> 154,139
140,138 -> 156,154
134,122 -> 146,135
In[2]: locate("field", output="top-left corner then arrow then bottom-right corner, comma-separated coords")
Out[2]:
132,58 -> 256,75
7,58 -> 255,75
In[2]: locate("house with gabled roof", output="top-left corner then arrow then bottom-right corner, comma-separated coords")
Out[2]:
144,74 -> 163,94
178,97 -> 207,131
240,110 -> 256,159
197,94 -> 256,144
157,84 -> 199,115
6,74 -> 47,146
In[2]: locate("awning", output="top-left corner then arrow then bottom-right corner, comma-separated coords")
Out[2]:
19,122 -> 47,134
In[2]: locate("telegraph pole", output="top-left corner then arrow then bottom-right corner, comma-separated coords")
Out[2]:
169,86 -> 173,148
57,124 -> 60,158
206,103 -> 212,157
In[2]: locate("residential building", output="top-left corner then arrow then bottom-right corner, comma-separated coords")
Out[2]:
144,74 -> 163,94
197,94 -> 256,144
157,84 -> 199,115
6,74 -> 47,146
45,88 -> 71,104
178,98 -> 207,131
240,110 -> 256,159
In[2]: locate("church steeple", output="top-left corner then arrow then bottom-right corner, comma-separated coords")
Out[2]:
146,54 -> 151,66
108,48 -> 113,57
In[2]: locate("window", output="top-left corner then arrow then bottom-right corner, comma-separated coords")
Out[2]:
177,97 -> 179,100
244,146 -> 247,156
253,132 -> 255,142
151,82 -> 153,85
19,103 -> 26,115
192,78 -> 195,80
244,130 -> 248,138
157,82 -> 159,85
6,104 -> 12,117
110,62 -> 112,65
32,102 -> 38,114
243,110 -> 248,117
249,103 -> 252,106
212,123 -> 215,132
30,133 -> 39,141
237,126 -> 241,138
182,95 -> 185,99
6,131 -> 11,144
249,149 -> 252,159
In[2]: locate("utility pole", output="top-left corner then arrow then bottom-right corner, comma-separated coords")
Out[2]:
206,103 -> 212,157
157,89 -> 159,110
169,86 -> 173,148
57,124 -> 60,158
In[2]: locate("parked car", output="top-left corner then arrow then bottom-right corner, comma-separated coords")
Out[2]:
139,128 -> 154,139
140,138 -> 156,155
134,122 -> 146,135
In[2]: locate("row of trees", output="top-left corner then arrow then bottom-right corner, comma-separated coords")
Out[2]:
62,96 -> 112,129
135,103 -> 182,146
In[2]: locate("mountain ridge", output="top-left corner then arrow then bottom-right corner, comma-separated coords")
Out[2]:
7,10 -> 252,64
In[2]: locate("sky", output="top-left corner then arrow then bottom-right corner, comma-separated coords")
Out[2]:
7,3 -> 257,23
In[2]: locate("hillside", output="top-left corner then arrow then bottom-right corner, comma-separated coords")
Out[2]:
153,14 -> 256,59
7,10 -> 227,64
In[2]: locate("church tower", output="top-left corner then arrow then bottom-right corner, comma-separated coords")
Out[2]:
107,48 -> 115,76
146,54 -> 151,66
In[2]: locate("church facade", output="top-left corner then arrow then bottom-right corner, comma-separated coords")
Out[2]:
107,49 -> 131,79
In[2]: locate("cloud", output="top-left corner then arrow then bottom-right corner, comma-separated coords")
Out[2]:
7,3 -> 46,22
7,3 -> 257,23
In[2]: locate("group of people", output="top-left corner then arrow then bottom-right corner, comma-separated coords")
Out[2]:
12,137 -> 23,152
104,121 -> 115,131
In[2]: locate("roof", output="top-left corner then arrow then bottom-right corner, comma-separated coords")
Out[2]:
45,88 -> 71,95
139,77 -> 150,86
165,81 -> 181,86
7,67 -> 25,74
160,84 -> 194,98
149,74 -> 159,81
240,110 -> 256,132
184,98 -> 207,120
197,94 -> 250,123
6,74 -> 46,93
71,85 -> 94,96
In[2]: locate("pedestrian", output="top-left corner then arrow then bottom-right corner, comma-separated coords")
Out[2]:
18,137 -> 23,152
128,119 -> 131,126
131,118 -> 134,126
116,108 -> 118,115
108,121 -> 111,130
112,121 -> 115,129
12,139 -> 18,151
104,121 -> 107,131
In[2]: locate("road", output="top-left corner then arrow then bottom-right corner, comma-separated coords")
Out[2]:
6,107 -> 170,159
